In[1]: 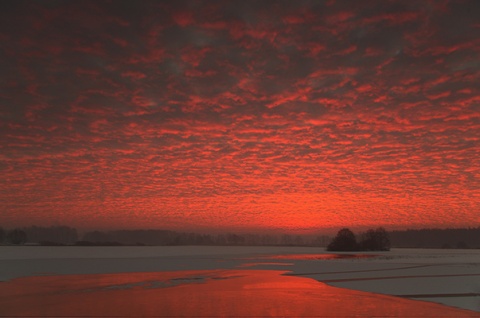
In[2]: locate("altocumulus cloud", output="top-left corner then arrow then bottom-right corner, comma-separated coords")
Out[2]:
0,0 -> 479,232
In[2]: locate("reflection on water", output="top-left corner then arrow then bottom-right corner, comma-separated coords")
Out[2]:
0,270 -> 478,317
239,262 -> 294,268
254,253 -> 379,260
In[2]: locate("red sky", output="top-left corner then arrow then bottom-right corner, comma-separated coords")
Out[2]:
1,0 -> 479,234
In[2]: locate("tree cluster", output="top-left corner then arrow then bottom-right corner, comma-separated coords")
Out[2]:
0,228 -> 27,245
389,227 -> 480,249
327,228 -> 390,252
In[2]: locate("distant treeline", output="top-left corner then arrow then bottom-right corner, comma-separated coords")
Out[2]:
0,225 -> 479,248
79,229 -> 329,247
0,226 -> 330,247
389,227 -> 480,249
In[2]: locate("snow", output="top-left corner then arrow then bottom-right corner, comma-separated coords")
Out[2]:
0,246 -> 479,313
2,269 -> 476,317
0,245 -> 319,260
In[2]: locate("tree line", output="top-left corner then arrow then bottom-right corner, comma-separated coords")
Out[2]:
1,225 -> 479,248
389,227 -> 480,249
0,228 -> 28,245
327,226 -> 480,251
327,227 -> 391,251
0,226 -> 330,247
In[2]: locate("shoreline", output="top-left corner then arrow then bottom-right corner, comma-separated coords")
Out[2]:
1,246 -> 479,314
1,269 -> 478,317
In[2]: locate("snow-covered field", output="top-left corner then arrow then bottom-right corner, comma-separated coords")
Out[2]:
1,246 -> 479,314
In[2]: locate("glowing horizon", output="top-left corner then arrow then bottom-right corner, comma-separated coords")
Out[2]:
1,1 -> 479,233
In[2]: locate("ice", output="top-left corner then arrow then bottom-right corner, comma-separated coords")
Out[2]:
0,246 -> 479,313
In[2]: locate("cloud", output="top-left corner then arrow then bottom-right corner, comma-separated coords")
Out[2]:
0,0 -> 479,232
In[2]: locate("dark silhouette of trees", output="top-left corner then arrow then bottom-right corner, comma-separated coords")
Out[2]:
359,227 -> 390,251
327,228 -> 359,251
83,230 -> 111,243
3,224 -> 480,248
22,226 -> 78,245
226,233 -> 245,245
77,229 -> 322,246
327,228 -> 391,252
7,229 -> 27,245
0,227 -> 5,244
456,241 -> 468,249
389,227 -> 480,248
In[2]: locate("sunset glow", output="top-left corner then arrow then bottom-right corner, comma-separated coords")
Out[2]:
1,270 -> 477,317
1,1 -> 479,233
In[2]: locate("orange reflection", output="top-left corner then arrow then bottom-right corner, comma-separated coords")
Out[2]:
239,262 -> 294,267
0,270 -> 478,317
245,253 -> 378,260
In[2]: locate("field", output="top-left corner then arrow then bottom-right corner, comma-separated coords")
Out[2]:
0,246 -> 479,316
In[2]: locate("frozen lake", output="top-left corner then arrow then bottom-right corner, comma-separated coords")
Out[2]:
1,246 -> 479,316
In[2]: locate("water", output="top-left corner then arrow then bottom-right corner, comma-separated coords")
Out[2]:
1,246 -> 479,316
1,270 -> 477,317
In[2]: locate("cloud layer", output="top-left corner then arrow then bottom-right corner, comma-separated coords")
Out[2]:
1,0 -> 479,232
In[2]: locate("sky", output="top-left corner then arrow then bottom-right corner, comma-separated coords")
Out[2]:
1,0 -> 479,234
